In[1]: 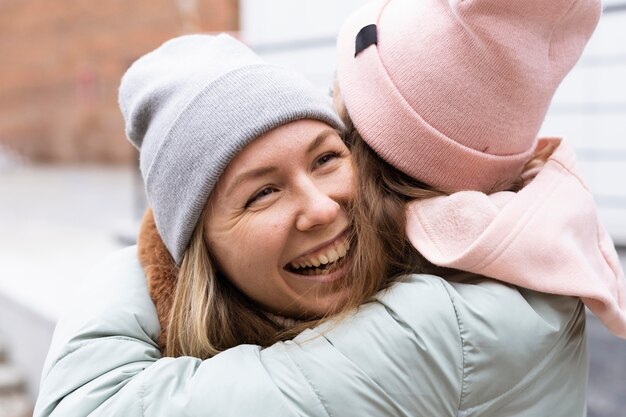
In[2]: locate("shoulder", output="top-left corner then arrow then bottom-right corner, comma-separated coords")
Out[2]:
62,246 -> 158,341
299,273 -> 586,417
380,273 -> 584,357
421,273 -> 586,415
45,245 -> 159,365
42,244 -> 157,355
35,246 -> 162,416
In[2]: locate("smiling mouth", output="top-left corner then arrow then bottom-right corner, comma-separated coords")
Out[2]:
285,237 -> 350,276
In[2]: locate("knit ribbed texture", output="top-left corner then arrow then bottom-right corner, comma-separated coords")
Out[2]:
336,0 -> 601,192
119,34 -> 344,263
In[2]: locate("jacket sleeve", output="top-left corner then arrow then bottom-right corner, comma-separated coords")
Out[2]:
442,273 -> 588,417
34,247 -> 303,417
34,247 -> 465,417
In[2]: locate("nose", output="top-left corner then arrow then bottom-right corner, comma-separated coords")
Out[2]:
295,182 -> 341,232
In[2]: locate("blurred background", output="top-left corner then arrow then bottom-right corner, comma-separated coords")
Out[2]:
0,0 -> 624,416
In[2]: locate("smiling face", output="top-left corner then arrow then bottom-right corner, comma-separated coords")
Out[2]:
204,119 -> 355,318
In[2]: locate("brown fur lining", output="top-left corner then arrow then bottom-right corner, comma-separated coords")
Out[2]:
137,208 -> 178,351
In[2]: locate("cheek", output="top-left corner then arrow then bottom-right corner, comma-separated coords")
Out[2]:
337,163 -> 357,201
222,225 -> 290,306
209,214 -> 292,281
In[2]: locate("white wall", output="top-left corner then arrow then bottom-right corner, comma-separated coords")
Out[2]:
240,1 -> 626,244
541,5 -> 626,243
240,0 -> 368,89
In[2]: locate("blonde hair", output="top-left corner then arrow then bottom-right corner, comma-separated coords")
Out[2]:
166,216 -> 284,358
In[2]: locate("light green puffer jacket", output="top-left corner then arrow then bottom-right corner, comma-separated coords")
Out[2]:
34,246 -> 587,417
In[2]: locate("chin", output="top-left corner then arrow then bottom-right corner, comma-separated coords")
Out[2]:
298,289 -> 352,319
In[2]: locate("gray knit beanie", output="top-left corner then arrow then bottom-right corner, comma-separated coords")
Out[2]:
119,34 -> 344,264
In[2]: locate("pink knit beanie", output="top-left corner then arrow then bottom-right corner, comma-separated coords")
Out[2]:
336,0 -> 601,193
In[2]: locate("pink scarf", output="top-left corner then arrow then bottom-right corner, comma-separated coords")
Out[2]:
407,138 -> 626,338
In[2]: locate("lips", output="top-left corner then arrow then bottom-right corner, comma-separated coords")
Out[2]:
285,233 -> 351,278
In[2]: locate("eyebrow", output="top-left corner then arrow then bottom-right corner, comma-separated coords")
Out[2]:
225,166 -> 279,197
225,129 -> 340,196
307,129 -> 338,154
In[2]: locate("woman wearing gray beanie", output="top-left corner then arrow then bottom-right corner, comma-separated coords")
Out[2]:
116,33 -> 365,357
36,32 -> 587,417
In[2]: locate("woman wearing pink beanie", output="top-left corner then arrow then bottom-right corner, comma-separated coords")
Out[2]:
336,0 -> 626,338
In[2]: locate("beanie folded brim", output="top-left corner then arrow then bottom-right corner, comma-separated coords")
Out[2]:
336,0 -> 537,193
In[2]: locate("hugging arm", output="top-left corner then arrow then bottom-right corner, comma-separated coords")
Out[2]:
34,247 -> 462,417
34,247 -> 586,417
34,247 -> 297,417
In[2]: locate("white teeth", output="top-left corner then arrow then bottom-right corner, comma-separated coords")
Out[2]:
337,242 -> 347,258
288,237 -> 350,272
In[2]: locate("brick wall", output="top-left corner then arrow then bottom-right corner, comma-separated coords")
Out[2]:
0,0 -> 238,164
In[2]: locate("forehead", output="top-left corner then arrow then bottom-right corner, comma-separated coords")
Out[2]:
224,119 -> 340,175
